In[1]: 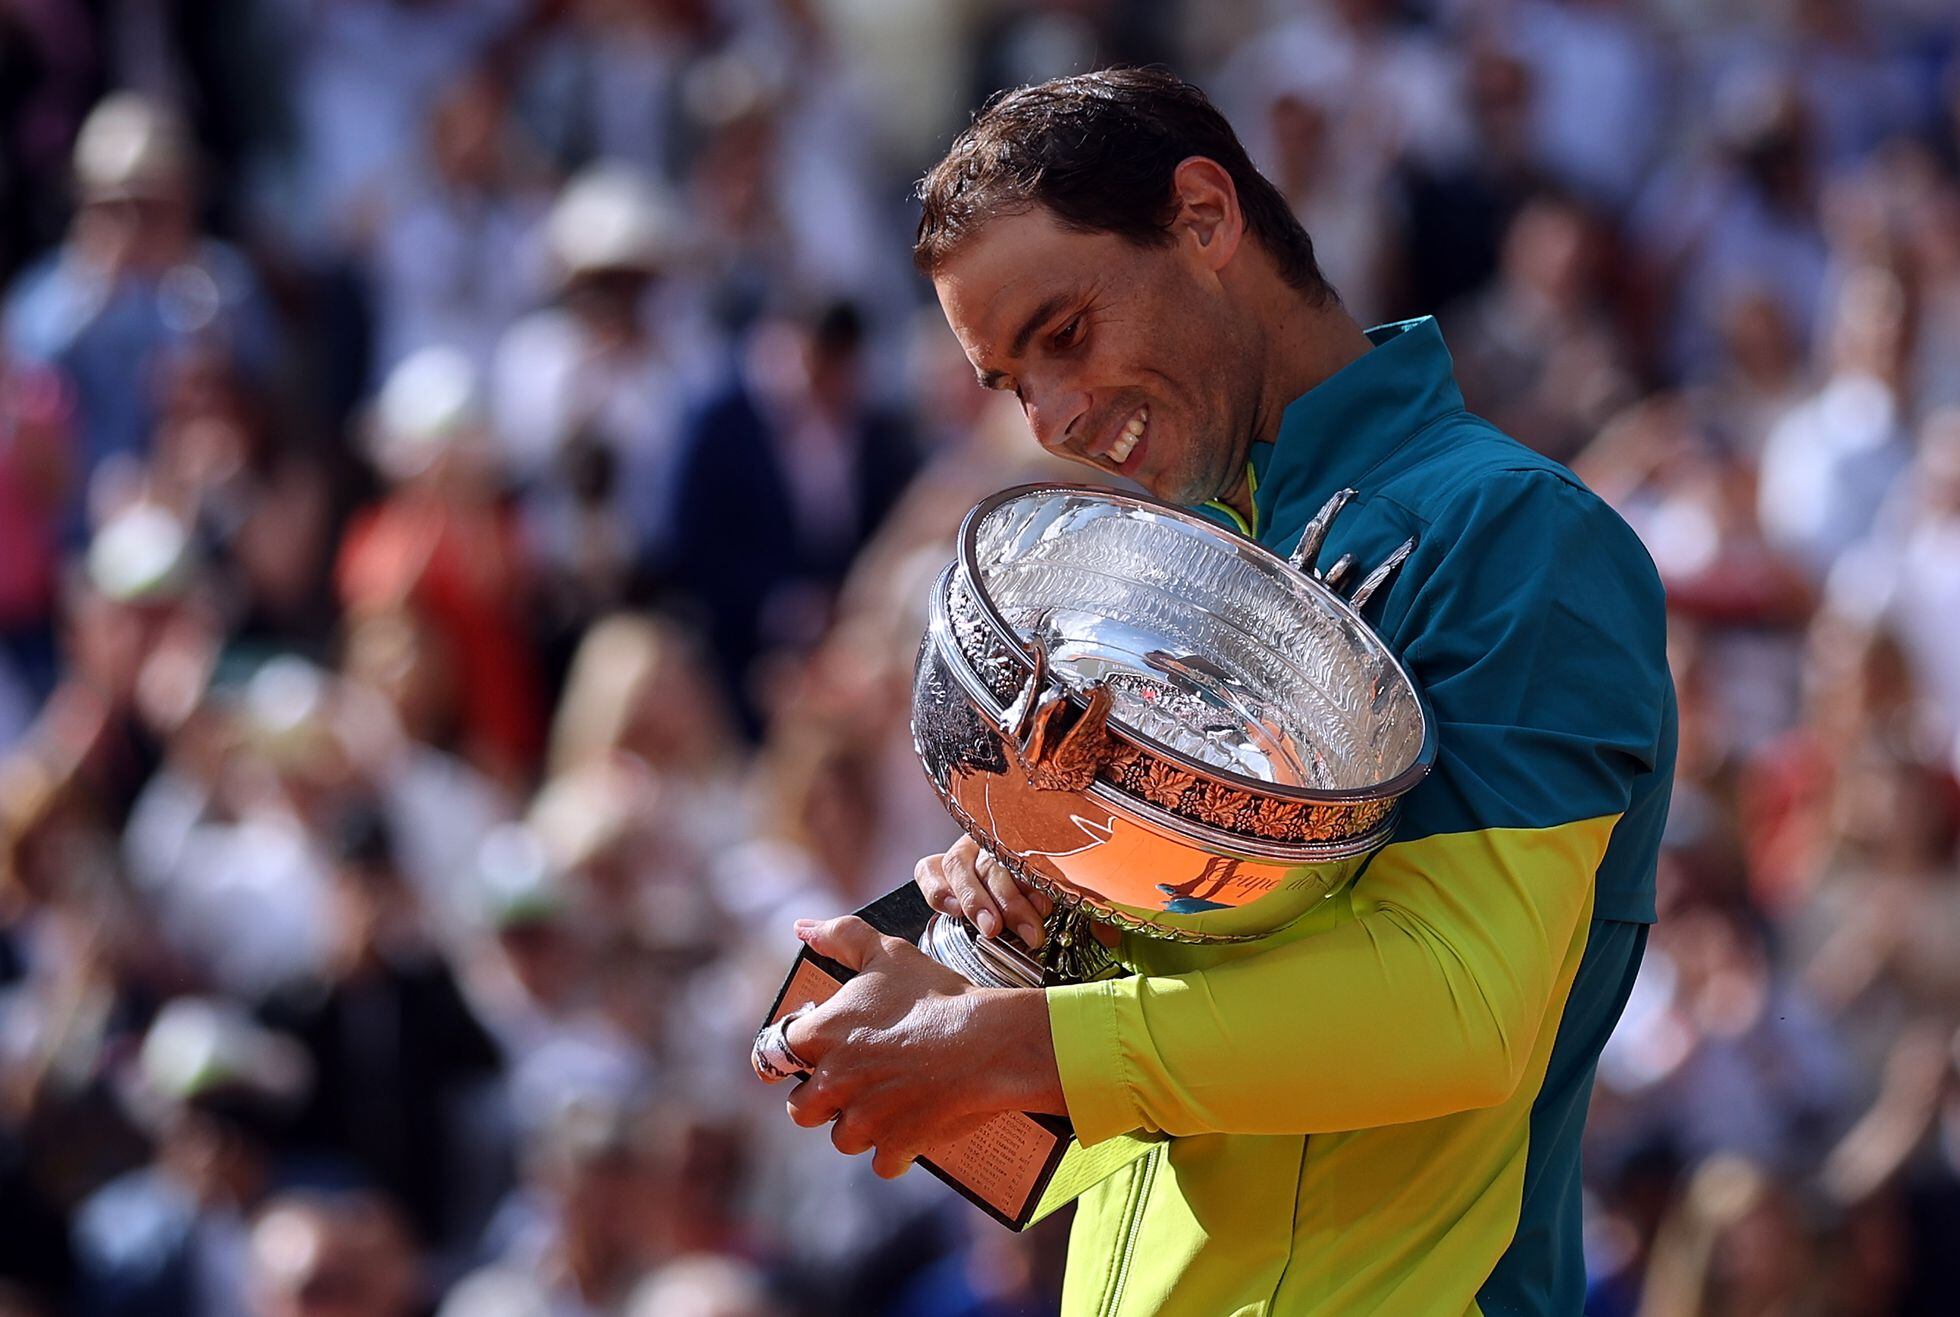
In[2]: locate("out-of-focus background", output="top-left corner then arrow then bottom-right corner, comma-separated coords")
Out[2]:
2,1 -> 1959,1313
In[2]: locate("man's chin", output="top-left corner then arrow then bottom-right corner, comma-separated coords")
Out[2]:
1135,468 -> 1213,508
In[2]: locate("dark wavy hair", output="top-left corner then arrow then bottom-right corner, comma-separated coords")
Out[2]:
914,67 -> 1332,300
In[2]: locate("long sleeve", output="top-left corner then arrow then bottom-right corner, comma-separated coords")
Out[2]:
1049,813 -> 1613,1142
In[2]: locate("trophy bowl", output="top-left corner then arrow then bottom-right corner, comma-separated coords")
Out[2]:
911,483 -> 1435,967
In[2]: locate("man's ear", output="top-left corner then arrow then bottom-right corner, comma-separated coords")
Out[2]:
1170,156 -> 1244,274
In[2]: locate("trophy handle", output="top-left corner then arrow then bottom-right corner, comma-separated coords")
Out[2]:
1321,552 -> 1356,591
1021,681 -> 1114,791
1284,488 -> 1415,616
999,635 -> 1115,792
999,634 -> 1051,743
1348,537 -> 1416,612
1287,487 -> 1356,575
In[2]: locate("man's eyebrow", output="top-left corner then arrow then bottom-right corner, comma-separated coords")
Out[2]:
974,289 -> 1080,390
1009,291 -> 1076,358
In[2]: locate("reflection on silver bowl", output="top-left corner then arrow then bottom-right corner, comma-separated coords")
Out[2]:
912,484 -> 1434,949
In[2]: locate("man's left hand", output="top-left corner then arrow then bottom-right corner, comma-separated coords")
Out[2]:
774,915 -> 1063,1179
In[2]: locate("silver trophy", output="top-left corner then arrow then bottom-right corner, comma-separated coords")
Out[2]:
911,483 -> 1436,985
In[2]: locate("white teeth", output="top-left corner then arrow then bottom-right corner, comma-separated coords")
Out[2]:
1108,408 -> 1146,464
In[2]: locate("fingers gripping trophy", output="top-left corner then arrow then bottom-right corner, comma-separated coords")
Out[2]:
754,480 -> 1435,1228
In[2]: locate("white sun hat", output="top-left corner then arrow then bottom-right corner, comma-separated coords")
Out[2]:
370,345 -> 485,481
74,91 -> 193,201
545,163 -> 687,280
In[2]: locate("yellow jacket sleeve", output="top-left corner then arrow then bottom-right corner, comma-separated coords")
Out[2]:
1046,813 -> 1615,1145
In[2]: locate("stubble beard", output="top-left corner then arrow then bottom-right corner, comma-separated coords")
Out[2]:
1147,439 -> 1240,510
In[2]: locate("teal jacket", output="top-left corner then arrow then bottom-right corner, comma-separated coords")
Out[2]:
1046,317 -> 1675,1315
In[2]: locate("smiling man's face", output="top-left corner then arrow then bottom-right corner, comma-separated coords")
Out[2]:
932,205 -> 1260,508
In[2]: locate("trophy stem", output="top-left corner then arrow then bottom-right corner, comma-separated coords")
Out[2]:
919,912 -> 1044,989
918,906 -> 1116,987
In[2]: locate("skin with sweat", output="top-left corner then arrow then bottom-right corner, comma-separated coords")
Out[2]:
778,157 -> 1373,1177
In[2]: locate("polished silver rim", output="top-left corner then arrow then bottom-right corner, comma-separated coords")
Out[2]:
951,483 -> 1437,807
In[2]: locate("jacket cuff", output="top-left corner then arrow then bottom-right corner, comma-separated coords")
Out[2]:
1046,978 -> 1142,1146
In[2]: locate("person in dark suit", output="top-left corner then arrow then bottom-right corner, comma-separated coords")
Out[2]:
661,300 -> 918,735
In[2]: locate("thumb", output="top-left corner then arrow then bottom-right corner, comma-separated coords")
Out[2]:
795,915 -> 887,973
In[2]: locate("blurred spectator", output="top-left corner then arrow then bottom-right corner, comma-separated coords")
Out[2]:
339,348 -> 546,789
1223,0 -> 1466,183
1736,611 -> 1926,915
120,657 -> 347,1000
3,93 -> 279,532
1391,41 -> 1543,317
1448,188 -> 1639,461
1596,905 -> 1853,1170
1581,398 -> 1811,633
1693,287 -> 1811,461
528,755 -> 689,951
517,0 -> 721,181
366,71 -> 553,378
664,300 -> 918,732
1634,1154 -> 1823,1317
491,163 -> 710,634
0,749 -> 154,1308
966,0 -> 1162,110
1635,73 -> 1830,379
547,612 -> 749,872
1505,0 -> 1668,208
1581,397 -> 1813,763
339,607 -> 517,925
1259,87 -> 1394,322
147,343 -> 338,654
245,1190 -> 421,1317
1780,0 -> 1927,171
1829,408 -> 1960,754
256,0 -> 524,259
72,998 -> 310,1317
724,7 -> 905,314
1794,750 -> 1960,1064
49,500 -> 222,829
257,807 -> 503,1254
441,1093 -> 674,1317
676,29 -> 908,327
1757,264 -> 1915,583
458,824 -> 648,1141
336,609 -> 517,929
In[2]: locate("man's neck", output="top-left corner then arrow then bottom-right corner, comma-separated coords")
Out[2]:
1218,288 -> 1373,525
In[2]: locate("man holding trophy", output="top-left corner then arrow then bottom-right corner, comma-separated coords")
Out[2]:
754,69 -> 1674,1317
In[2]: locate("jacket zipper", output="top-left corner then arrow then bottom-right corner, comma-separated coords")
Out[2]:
1100,1143 -> 1164,1317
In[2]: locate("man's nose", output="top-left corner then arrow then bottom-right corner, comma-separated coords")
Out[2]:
1021,382 -> 1090,453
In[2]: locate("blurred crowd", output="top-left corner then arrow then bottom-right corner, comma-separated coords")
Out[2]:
3,1 -> 1960,1314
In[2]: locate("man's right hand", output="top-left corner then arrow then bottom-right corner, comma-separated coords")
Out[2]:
914,835 -> 1053,949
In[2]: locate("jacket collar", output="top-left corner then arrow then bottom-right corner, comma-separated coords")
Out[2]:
1207,316 -> 1464,540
